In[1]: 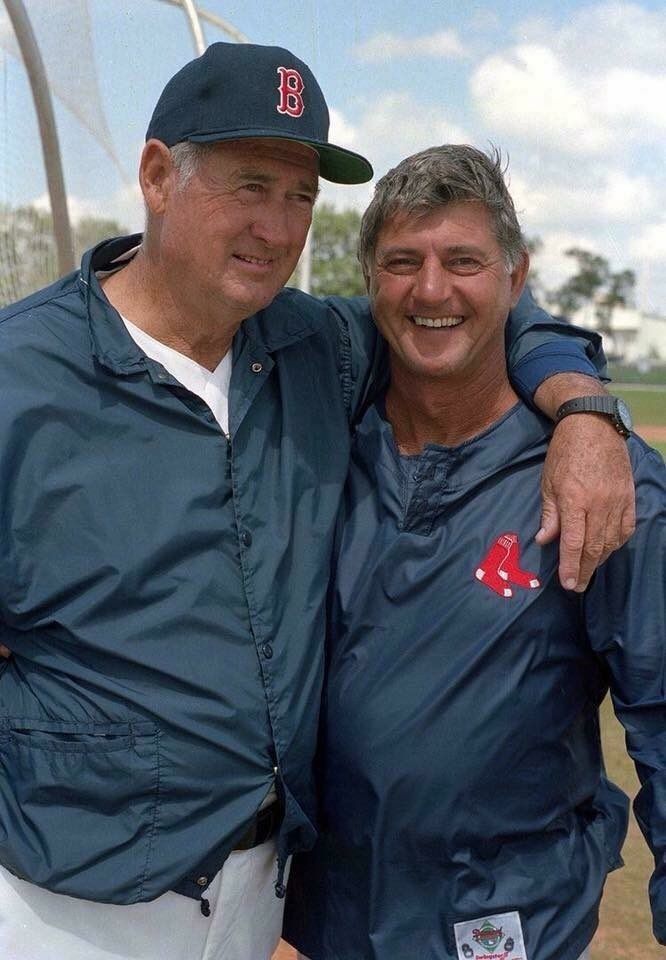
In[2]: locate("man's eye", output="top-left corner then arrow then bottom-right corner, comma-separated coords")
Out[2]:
450,258 -> 482,273
384,258 -> 418,273
290,193 -> 316,206
241,183 -> 264,195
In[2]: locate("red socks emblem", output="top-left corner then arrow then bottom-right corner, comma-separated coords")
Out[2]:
475,532 -> 540,598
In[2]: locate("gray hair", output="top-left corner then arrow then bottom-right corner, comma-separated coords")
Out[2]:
358,144 -> 526,281
169,141 -> 218,186
143,141 -> 216,237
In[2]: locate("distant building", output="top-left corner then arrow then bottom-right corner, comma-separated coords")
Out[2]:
570,304 -> 666,365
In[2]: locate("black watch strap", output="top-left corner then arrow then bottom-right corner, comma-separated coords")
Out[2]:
555,395 -> 633,437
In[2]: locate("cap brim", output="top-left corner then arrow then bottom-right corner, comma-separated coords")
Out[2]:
186,128 -> 373,184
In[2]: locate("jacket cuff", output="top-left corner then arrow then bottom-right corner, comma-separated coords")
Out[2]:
510,342 -> 604,403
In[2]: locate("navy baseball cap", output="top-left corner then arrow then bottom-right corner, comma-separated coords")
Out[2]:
146,42 -> 373,185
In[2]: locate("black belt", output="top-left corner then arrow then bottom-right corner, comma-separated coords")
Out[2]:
233,801 -> 282,851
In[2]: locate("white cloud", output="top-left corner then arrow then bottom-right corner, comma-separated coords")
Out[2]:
511,166 -> 656,227
600,68 -> 666,129
329,108 -> 359,149
530,230 -> 599,293
597,169 -> 656,220
357,93 -> 471,169
629,222 -> 666,263
354,29 -> 465,63
322,93 -> 473,213
529,2 -> 666,72
471,4 -> 666,156
471,45 -> 613,155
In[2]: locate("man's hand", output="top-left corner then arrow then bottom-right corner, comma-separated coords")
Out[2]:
533,374 -> 635,590
0,645 -> 10,659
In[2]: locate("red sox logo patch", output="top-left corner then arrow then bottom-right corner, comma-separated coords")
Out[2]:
276,66 -> 305,117
475,532 -> 540,599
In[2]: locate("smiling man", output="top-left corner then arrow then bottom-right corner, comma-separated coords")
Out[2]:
284,145 -> 666,960
0,44 -> 639,960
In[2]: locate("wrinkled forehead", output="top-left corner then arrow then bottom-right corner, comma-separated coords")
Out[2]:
208,137 -> 320,177
374,201 -> 497,251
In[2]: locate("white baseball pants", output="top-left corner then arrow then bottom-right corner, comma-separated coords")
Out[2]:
0,840 -> 286,960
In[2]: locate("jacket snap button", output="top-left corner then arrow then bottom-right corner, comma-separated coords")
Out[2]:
240,530 -> 252,547
262,643 -> 273,659
196,875 -> 209,887
251,362 -> 263,374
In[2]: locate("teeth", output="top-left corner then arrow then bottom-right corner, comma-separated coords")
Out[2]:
237,255 -> 271,265
412,316 -> 463,328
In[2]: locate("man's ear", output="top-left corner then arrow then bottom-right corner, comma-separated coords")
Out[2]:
510,250 -> 530,308
139,139 -> 176,217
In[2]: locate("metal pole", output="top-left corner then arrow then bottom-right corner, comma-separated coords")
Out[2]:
157,1 -> 249,42
3,0 -> 75,276
179,0 -> 206,56
299,226 -> 312,294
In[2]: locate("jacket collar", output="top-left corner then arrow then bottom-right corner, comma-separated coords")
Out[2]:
80,235 -> 326,374
367,399 -> 552,491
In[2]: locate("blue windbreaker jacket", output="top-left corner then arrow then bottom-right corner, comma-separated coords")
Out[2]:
0,236 -> 604,905
284,403 -> 666,960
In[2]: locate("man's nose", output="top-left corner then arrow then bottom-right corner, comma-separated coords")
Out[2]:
249,199 -> 292,248
412,259 -> 452,309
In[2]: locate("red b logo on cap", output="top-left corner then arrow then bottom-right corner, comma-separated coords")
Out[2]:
277,67 -> 305,117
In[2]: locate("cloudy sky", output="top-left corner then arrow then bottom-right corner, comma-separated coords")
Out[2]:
0,0 -> 664,313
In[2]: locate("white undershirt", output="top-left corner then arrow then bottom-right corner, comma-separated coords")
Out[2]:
122,316 -> 232,436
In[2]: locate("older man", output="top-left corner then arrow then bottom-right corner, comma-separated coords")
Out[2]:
284,146 -> 665,960
0,44 -> 635,960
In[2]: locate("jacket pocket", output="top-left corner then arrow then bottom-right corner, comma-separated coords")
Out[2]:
0,717 -> 160,903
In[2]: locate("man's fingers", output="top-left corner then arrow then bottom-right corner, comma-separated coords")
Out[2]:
620,500 -> 637,545
557,495 -> 636,591
573,509 -> 608,591
540,413 -> 636,590
535,498 -> 560,546
0,644 -> 11,659
557,508 -> 586,590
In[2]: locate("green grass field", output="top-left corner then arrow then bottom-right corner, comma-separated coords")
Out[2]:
612,385 -> 665,458
613,385 -> 666,426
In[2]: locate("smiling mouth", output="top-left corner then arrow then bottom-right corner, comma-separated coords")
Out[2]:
234,254 -> 273,267
411,316 -> 464,328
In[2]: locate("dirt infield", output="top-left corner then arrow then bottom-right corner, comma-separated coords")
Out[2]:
636,424 -> 666,441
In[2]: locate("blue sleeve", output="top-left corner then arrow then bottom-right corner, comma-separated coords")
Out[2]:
324,295 -> 387,425
506,287 -> 607,402
584,440 -> 666,943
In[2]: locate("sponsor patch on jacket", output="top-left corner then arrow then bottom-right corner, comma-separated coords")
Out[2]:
453,910 -> 527,960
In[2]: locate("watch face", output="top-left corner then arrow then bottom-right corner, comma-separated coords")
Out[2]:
616,398 -> 633,433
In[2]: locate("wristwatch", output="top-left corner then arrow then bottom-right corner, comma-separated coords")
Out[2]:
555,395 -> 633,437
